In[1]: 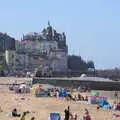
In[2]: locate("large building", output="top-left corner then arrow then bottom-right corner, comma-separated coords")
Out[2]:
15,22 -> 68,75
0,33 -> 16,74
1,23 -> 68,76
0,33 -> 15,52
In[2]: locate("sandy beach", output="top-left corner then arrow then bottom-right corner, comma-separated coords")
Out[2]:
0,77 -> 120,120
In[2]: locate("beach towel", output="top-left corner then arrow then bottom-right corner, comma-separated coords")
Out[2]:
49,113 -> 61,120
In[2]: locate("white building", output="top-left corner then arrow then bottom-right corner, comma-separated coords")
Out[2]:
5,50 -> 16,71
5,50 -> 29,71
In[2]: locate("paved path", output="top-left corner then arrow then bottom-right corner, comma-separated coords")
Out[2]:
0,77 -> 32,85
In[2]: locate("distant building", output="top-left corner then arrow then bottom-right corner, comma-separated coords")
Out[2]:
0,33 -> 15,52
16,22 -> 68,75
49,49 -> 67,71
0,52 -> 5,73
1,23 -> 68,75
0,33 -> 15,73
5,50 -> 16,72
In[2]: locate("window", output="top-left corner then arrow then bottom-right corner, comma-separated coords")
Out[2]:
0,56 -> 3,60
12,54 -> 14,58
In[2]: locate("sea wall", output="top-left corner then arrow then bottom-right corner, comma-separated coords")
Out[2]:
32,77 -> 120,90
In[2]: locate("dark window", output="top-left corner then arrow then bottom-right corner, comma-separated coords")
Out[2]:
12,54 -> 14,58
0,56 -> 3,61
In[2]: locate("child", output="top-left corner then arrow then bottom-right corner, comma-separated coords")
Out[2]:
74,114 -> 78,120
83,108 -> 91,120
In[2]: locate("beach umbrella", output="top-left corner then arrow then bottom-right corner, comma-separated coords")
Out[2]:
19,84 -> 27,89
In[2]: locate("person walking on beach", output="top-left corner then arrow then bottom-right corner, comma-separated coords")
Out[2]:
56,89 -> 59,100
64,109 -> 69,120
64,106 -> 70,120
83,108 -> 91,120
30,117 -> 35,120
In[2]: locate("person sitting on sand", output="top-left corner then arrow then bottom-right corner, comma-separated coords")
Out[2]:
20,112 -> 27,120
0,106 -> 3,112
30,117 -> 35,120
85,96 -> 88,101
83,108 -> 91,120
74,114 -> 78,120
12,108 -> 21,117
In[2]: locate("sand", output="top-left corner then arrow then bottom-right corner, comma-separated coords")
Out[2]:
0,77 -> 120,120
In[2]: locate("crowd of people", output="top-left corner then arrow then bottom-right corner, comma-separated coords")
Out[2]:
4,83 -> 120,120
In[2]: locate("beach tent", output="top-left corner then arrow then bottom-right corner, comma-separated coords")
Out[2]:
32,84 -> 55,91
49,113 -> 61,120
103,104 -> 111,109
35,88 -> 48,97
88,96 -> 97,104
88,96 -> 107,104
19,84 -> 27,89
99,99 -> 109,107
59,90 -> 68,98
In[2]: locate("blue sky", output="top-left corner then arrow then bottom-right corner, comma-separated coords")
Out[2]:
0,0 -> 120,69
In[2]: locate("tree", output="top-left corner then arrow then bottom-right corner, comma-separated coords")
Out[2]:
68,55 -> 89,71
87,61 -> 95,69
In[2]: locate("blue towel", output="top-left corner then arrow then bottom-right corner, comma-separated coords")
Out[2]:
49,113 -> 61,120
